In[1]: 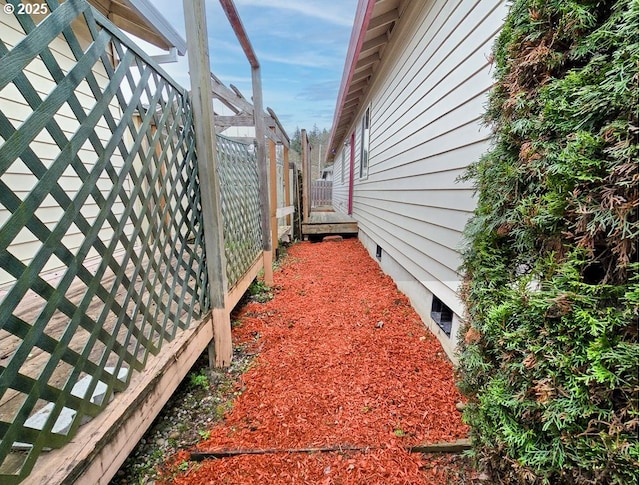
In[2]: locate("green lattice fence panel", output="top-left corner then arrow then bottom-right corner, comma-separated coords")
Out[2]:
217,135 -> 263,287
0,0 -> 209,482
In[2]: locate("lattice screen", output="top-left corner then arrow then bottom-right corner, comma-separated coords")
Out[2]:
0,0 -> 209,481
217,136 -> 263,287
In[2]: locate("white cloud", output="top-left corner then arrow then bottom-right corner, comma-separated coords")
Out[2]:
258,52 -> 335,68
234,0 -> 355,27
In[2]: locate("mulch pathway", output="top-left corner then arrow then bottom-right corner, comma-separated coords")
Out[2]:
162,238 -> 470,484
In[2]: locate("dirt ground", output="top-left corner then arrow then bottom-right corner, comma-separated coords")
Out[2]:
113,238 -> 482,484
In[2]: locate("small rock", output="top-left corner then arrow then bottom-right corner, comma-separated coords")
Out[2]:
323,235 -> 343,243
455,402 -> 466,412
156,438 -> 165,446
375,321 -> 384,329
169,431 -> 181,440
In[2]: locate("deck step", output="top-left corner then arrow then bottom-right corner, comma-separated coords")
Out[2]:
302,210 -> 358,236
12,367 -> 128,450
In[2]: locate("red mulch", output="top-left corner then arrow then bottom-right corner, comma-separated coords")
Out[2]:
162,239 -> 469,484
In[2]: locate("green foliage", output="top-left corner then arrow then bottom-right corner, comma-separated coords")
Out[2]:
248,278 -> 274,302
458,1 -> 638,483
188,370 -> 210,390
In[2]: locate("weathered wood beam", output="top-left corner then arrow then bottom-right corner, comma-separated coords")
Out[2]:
208,80 -> 289,147
219,0 -> 259,67
215,114 -> 254,127
269,130 -> 278,254
188,439 -> 472,461
210,76 -> 254,114
301,129 -> 310,222
226,255 -> 263,310
184,0 -> 232,368
352,67 -> 372,83
230,83 -> 248,102
267,107 -> 290,145
355,52 -> 380,72
283,146 -> 291,225
361,33 -> 388,53
249,68 -> 273,285
349,79 -> 369,94
368,8 -> 399,30
301,222 -> 359,235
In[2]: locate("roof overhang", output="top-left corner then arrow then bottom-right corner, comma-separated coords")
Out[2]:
90,0 -> 187,55
326,0 -> 404,162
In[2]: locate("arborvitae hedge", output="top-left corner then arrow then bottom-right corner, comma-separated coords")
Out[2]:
457,1 -> 638,483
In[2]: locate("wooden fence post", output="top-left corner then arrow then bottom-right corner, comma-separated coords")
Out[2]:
269,131 -> 278,254
301,129 -> 310,222
284,146 -> 291,226
252,68 -> 273,285
183,0 -> 232,368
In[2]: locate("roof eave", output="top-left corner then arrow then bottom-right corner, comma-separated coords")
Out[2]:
326,0 -> 376,162
127,0 -> 187,55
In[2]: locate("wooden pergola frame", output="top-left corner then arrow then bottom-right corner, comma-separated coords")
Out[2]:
185,0 -> 294,369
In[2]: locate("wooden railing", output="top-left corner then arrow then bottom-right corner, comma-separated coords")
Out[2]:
311,180 -> 333,208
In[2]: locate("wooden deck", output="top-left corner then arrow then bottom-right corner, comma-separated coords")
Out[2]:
0,247 -> 264,481
302,210 -> 358,236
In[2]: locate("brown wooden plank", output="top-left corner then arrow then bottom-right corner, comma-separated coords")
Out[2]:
269,132 -> 278,252
226,255 -> 263,310
283,146 -> 291,225
26,314 -> 214,485
408,438 -> 472,454
301,223 -> 359,235
184,0 -> 231,368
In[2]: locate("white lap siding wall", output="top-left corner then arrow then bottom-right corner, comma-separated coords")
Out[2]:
332,0 -> 507,360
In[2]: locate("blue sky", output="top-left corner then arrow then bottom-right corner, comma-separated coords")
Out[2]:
150,0 -> 359,135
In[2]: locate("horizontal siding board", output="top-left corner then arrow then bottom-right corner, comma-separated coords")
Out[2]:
363,117 -> 490,180
373,0 -> 462,124
356,199 -> 467,255
373,0 -> 502,145
355,197 -> 473,234
355,218 -> 464,316
371,64 -> 495,161
364,139 -> 488,181
354,207 -> 462,282
354,187 -> 476,212
362,167 -> 471,191
344,0 -> 507,322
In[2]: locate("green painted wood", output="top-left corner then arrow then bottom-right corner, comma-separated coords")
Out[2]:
0,1 -> 217,482
0,0 -> 88,91
0,0 -> 263,480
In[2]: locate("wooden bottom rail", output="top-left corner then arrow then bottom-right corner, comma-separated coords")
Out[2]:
190,446 -> 367,460
189,439 -> 472,461
27,314 -> 214,485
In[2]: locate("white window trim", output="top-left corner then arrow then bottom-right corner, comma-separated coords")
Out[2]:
359,105 -> 370,179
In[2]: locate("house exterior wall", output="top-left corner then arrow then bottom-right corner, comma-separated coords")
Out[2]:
0,8 -> 132,288
332,143 -> 350,213
331,0 -> 507,359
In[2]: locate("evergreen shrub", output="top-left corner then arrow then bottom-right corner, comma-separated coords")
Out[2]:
457,1 -> 638,483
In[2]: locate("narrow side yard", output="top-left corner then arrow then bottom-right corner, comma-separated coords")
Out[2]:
161,239 -> 472,484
